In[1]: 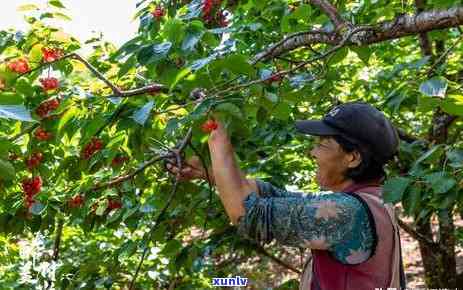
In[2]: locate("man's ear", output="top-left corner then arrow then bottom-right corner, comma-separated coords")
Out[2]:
347,150 -> 362,168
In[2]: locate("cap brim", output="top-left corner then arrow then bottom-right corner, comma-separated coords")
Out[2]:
295,120 -> 341,136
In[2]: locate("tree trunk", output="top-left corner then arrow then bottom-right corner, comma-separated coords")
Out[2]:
415,217 -> 441,287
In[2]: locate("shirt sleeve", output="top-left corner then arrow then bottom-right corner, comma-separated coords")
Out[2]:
255,179 -> 308,198
236,191 -> 375,265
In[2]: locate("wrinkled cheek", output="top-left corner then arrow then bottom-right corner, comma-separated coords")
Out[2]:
316,170 -> 329,189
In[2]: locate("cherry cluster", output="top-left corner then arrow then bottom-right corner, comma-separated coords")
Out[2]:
82,137 -> 104,159
41,47 -> 64,63
40,77 -> 60,92
202,0 -> 227,27
25,152 -> 43,170
22,176 -> 42,209
7,58 -> 30,74
151,5 -> 165,21
69,194 -> 84,208
36,98 -> 60,118
201,119 -> 218,133
34,127 -> 52,141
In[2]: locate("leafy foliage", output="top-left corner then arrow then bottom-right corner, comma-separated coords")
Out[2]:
0,0 -> 462,289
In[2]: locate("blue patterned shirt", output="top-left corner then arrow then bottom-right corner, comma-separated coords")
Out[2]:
236,180 -> 375,264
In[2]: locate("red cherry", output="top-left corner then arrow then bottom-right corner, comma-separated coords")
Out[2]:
202,0 -> 213,16
7,58 -> 30,74
81,137 -> 104,159
25,152 -> 43,170
108,199 -> 122,210
151,6 -> 165,20
111,155 -> 129,166
21,176 -> 42,197
40,77 -> 59,91
36,98 -> 60,118
34,127 -> 52,141
201,120 -> 218,133
265,74 -> 283,84
41,47 -> 63,63
69,194 -> 84,208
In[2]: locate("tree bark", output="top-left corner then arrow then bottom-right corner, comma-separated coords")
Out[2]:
254,6 -> 463,63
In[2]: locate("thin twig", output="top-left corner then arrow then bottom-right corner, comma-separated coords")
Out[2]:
128,129 -> 192,290
45,218 -> 64,290
218,26 -> 370,97
92,154 -> 171,191
253,243 -> 301,274
426,33 -> 463,76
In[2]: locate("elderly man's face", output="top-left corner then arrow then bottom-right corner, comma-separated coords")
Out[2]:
309,136 -> 357,190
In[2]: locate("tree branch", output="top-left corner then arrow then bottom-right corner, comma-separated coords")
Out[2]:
253,243 -> 302,274
309,0 -> 348,30
234,26 -> 368,94
415,0 -> 433,57
397,218 -> 445,252
253,6 -> 463,63
128,130 -> 192,290
45,218 -> 64,290
17,53 -> 167,98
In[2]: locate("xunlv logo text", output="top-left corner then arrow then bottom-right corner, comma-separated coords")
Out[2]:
211,276 -> 248,287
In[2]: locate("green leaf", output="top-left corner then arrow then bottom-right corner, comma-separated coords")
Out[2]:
53,12 -> 72,21
17,4 -> 40,11
411,144 -> 444,169
137,42 -> 172,65
328,47 -> 348,65
383,177 -> 412,203
118,241 -> 137,263
441,97 -> 463,116
189,55 -> 215,71
425,172 -> 456,194
48,0 -> 66,8
0,92 -> 23,105
57,106 -> 77,134
0,159 -> 15,181
419,77 -> 448,97
0,105 -> 35,122
96,200 -> 108,216
29,45 -> 44,63
170,67 -> 191,91
30,203 -> 46,215
132,101 -> 154,125
350,46 -> 371,64
163,19 -> 185,45
215,103 -> 243,119
182,29 -> 204,52
81,115 -> 106,144
273,101 -> 291,120
405,186 -> 421,216
216,54 -> 254,75
446,149 -> 463,168
0,138 -> 12,159
15,77 -> 34,96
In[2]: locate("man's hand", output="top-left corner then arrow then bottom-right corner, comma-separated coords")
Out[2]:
165,156 -> 214,183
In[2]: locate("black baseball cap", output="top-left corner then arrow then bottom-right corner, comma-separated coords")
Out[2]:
295,102 -> 399,162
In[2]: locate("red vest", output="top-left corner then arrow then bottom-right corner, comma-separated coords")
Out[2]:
300,183 -> 403,290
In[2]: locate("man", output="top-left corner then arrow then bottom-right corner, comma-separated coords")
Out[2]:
167,102 -> 406,290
